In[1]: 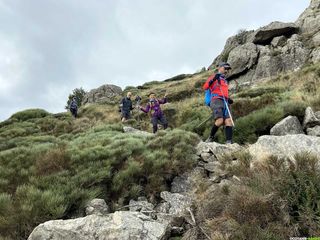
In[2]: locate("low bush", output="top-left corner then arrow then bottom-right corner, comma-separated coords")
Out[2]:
10,109 -> 50,121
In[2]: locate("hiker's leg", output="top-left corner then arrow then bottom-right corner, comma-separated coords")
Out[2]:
151,117 -> 158,133
224,118 -> 233,143
209,99 -> 224,138
159,115 -> 168,129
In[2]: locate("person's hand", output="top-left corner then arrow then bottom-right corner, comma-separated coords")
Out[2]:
215,73 -> 222,80
164,93 -> 168,98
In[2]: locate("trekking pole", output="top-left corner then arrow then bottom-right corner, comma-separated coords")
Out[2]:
219,87 -> 235,127
196,115 -> 212,129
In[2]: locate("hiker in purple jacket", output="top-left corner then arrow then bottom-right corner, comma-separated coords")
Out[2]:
139,93 -> 168,133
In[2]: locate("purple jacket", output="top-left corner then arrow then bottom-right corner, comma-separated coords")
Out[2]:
140,98 -> 167,117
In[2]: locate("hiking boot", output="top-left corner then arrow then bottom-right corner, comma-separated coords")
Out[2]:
205,136 -> 214,143
225,140 -> 233,144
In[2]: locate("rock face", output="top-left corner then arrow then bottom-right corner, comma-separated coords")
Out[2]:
252,22 -> 298,44
28,211 -> 169,240
85,199 -> 109,216
249,134 -> 320,160
270,116 -> 304,135
82,84 -> 122,105
210,0 -> 320,83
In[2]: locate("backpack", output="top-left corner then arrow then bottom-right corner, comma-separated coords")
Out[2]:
204,89 -> 212,106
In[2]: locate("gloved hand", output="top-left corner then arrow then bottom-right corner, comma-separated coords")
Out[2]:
214,73 -> 222,80
228,98 -> 234,104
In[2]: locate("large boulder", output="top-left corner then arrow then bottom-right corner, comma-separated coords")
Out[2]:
82,84 -> 122,105
158,191 -> 192,217
303,107 -> 320,129
270,116 -> 304,136
252,21 -> 299,45
296,0 -> 320,36
227,43 -> 259,77
249,134 -> 320,161
28,211 -> 170,240
85,199 -> 109,216
129,197 -> 155,214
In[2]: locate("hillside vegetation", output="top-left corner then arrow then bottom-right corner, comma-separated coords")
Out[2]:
0,63 -> 320,239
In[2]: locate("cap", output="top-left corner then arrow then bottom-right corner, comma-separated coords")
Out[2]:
218,62 -> 232,69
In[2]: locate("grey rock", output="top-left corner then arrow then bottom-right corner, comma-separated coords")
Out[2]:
249,134 -> 320,161
196,141 -> 243,161
82,84 -> 122,105
271,36 -> 287,47
307,126 -> 320,136
227,43 -> 259,77
123,126 -> 153,136
252,21 -> 299,44
303,107 -> 320,129
85,199 -> 109,216
296,0 -> 320,36
160,191 -> 192,217
171,168 -> 205,194
315,111 -> 320,119
129,199 -> 154,213
270,116 -> 304,136
203,161 -> 222,173
28,211 -> 170,240
311,48 -> 320,63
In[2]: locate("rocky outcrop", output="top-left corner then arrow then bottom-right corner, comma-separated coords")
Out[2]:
252,22 -> 298,44
270,116 -> 304,136
211,0 -> 320,83
28,211 -> 170,240
82,84 -> 122,105
85,199 -> 109,216
249,134 -> 320,161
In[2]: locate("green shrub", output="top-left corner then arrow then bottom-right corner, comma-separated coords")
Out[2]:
233,105 -> 284,144
10,109 -> 50,121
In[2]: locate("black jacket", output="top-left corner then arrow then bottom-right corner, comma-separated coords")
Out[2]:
120,97 -> 133,112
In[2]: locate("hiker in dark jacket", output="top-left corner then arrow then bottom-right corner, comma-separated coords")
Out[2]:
139,93 -> 168,133
120,92 -> 134,122
203,62 -> 234,144
69,97 -> 78,118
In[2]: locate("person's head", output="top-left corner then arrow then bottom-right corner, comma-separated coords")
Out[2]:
127,92 -> 132,98
217,62 -> 232,74
149,93 -> 156,100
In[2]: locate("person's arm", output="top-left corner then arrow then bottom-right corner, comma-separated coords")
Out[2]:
140,103 -> 150,113
158,96 -> 167,104
203,74 -> 217,90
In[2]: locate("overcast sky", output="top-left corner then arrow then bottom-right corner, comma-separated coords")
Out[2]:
0,0 -> 310,121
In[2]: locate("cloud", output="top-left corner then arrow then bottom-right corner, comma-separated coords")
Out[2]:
0,0 -> 310,121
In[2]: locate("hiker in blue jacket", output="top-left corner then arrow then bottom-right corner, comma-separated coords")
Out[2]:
120,92 -> 134,122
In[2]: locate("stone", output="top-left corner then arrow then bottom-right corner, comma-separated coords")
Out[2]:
296,0 -> 320,36
252,21 -> 299,44
123,126 -> 153,136
160,191 -> 192,217
129,198 -> 154,213
196,141 -> 243,161
203,161 -> 222,173
85,199 -> 109,216
249,134 -> 320,161
28,211 -> 170,240
171,168 -> 205,194
307,126 -> 320,136
271,36 -> 287,47
227,43 -> 259,77
303,107 -> 320,129
270,116 -> 304,136
82,84 -> 122,105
